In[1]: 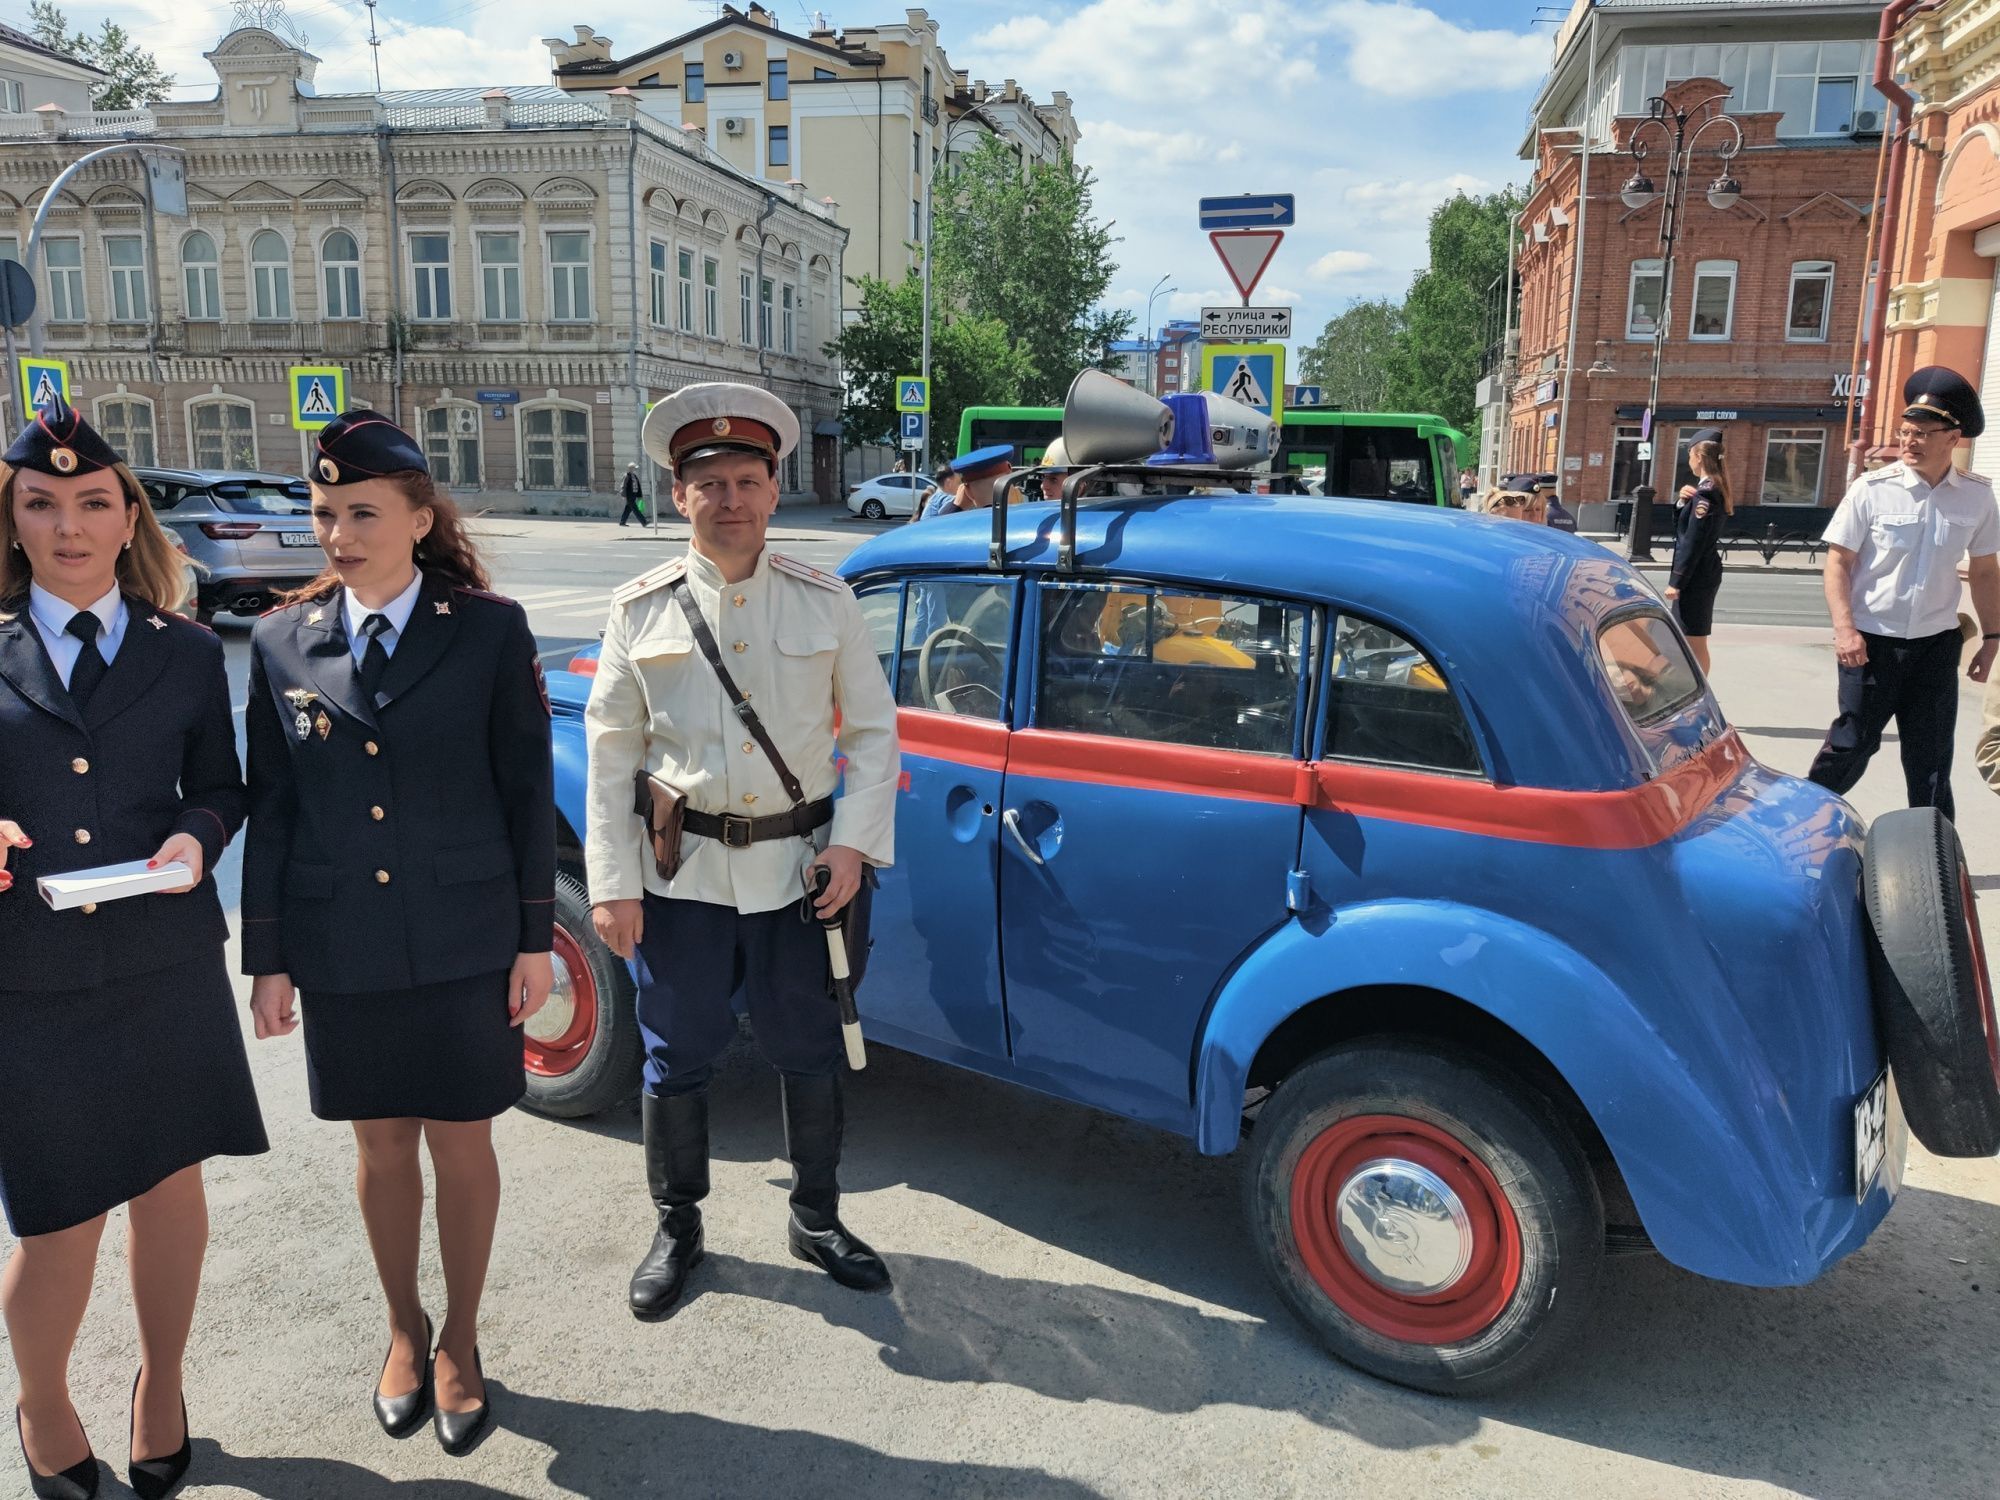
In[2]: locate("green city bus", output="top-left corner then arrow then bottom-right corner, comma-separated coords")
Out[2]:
956,405 -> 1466,506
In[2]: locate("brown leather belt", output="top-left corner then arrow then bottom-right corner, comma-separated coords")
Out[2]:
683,797 -> 833,849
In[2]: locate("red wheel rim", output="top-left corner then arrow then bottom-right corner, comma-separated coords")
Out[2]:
1959,867 -> 2000,1086
524,922 -> 599,1078
1290,1114 -> 1523,1346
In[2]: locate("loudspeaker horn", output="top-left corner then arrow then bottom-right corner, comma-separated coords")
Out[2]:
1061,368 -> 1173,464
1201,391 -> 1276,471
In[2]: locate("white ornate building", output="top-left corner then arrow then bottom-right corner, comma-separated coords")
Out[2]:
0,26 -> 848,502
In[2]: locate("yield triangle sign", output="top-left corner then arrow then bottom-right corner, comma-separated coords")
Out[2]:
1210,230 -> 1284,302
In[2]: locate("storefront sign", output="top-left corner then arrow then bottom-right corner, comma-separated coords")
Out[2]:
1831,373 -> 1871,399
1535,378 -> 1560,405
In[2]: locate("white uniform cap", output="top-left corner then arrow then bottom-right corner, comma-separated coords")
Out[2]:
643,382 -> 800,472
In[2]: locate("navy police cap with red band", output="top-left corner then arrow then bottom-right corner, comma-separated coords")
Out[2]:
4,396 -> 121,477
312,409 -> 428,486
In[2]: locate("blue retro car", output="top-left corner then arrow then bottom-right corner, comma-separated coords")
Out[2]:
531,485 -> 2000,1394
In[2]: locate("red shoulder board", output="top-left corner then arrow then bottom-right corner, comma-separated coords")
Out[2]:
452,585 -> 517,606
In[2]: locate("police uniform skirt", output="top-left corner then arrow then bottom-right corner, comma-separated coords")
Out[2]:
0,949 -> 269,1239
300,968 -> 525,1122
1674,555 -> 1725,637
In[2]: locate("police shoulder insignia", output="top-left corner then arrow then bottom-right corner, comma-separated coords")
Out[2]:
451,585 -> 515,606
613,557 -> 688,605
533,657 -> 552,717
1695,499 -> 1711,519
770,553 -> 844,593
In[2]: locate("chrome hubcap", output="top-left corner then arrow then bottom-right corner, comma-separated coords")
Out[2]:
528,948 -> 578,1045
1334,1156 -> 1474,1296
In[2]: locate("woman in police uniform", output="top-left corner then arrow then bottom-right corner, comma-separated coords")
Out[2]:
0,398 -> 267,1500
1667,430 -> 1731,674
242,411 -> 554,1458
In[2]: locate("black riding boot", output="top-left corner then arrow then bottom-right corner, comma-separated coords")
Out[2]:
782,1071 -> 891,1292
629,1090 -> 709,1321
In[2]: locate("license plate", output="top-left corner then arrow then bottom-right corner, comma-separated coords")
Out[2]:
278,531 -> 319,548
1854,1069 -> 1890,1203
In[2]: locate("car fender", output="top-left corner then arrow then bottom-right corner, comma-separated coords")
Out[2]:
1194,899 -> 1831,1285
548,673 -> 592,845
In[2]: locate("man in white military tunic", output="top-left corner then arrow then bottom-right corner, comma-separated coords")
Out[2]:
585,383 -> 900,1319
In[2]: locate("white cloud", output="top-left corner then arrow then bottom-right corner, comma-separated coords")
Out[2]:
1084,121 -> 1244,173
1342,173 -> 1494,221
1308,250 -> 1377,279
1323,2 -> 1551,99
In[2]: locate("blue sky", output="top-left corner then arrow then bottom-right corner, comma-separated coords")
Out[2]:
97,0 -> 1554,355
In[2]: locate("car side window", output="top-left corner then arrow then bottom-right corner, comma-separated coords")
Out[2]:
855,585 -> 903,694
144,481 -> 181,511
1326,615 -> 1481,774
1597,612 -> 1702,725
1037,582 -> 1308,756
899,580 -> 1013,720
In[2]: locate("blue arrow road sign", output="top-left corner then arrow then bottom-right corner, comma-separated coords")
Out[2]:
1199,194 -> 1295,230
1293,385 -> 1323,407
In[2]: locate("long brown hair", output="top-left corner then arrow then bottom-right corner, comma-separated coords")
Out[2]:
282,470 -> 491,605
1690,440 -> 1734,514
0,460 -> 192,614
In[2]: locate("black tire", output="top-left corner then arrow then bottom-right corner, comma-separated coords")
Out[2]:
1245,1038 -> 1604,1396
1863,807 -> 2000,1156
861,498 -> 887,520
520,869 -> 644,1119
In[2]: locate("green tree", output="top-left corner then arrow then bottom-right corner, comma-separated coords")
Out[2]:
30,3 -> 175,110
1298,297 -> 1408,413
827,269 -> 1033,456
1387,188 -> 1522,435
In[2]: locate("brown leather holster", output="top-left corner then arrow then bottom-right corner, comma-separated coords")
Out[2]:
633,770 -> 688,882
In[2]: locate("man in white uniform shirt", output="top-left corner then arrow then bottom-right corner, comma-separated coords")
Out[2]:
585,383 -> 901,1319
1808,366 -> 2000,819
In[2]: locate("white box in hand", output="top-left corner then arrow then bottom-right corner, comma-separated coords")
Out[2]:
37,860 -> 194,910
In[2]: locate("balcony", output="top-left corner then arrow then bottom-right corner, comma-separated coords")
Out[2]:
922,97 -> 939,125
157,321 -> 382,355
541,322 -> 599,344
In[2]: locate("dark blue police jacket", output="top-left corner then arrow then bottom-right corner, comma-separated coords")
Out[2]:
241,571 -> 555,993
0,597 -> 244,992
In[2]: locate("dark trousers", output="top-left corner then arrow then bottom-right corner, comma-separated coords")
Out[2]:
618,493 -> 647,525
1807,627 -> 1962,821
634,895 -> 838,1095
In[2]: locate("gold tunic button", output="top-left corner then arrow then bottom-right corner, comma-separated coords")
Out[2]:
71,757 -> 89,774
732,641 -> 748,653
370,806 -> 385,821
81,902 -> 97,915
375,869 -> 391,884
365,741 -> 380,756
742,742 -> 756,753
732,594 -> 746,607
742,793 -> 758,806
74,828 -> 90,845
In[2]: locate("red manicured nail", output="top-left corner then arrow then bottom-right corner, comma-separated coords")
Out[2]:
19,838 -> 29,847
147,859 -> 158,868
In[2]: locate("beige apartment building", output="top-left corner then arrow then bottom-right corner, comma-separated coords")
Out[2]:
546,5 -> 1079,316
0,24 -> 847,503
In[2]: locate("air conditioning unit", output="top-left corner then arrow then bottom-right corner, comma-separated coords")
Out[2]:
722,50 -> 744,69
1851,109 -> 1883,137
453,407 -> 477,436
722,116 -> 746,135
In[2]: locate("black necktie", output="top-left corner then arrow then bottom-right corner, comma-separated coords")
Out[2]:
357,613 -> 392,699
65,611 -> 107,708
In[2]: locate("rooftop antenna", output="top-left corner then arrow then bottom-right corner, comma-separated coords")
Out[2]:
364,0 -> 383,92
228,1 -> 310,48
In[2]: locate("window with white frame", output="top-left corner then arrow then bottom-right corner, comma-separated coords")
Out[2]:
1,81 -> 24,113
768,125 -> 789,169
1773,40 -> 1864,137
0,235 -> 18,262
181,232 -> 220,320
781,284 -> 795,353
421,403 -> 483,488
410,233 -> 452,321
1687,260 -> 1736,340
1618,40 -> 1877,138
740,270 -> 754,344
703,255 -> 720,336
759,276 -> 774,349
45,238 -> 83,321
322,230 -> 362,320
477,232 -> 519,322
190,397 -> 256,470
96,398 -> 155,467
1625,258 -> 1663,340
649,240 -> 668,326
1763,428 -> 1827,505
1787,260 -> 1833,342
548,231 -> 591,321
677,248 -> 695,331
522,404 -> 591,489
106,235 -> 148,322
250,230 -> 291,321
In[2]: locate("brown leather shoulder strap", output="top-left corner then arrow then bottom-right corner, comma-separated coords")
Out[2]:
670,578 -> 810,808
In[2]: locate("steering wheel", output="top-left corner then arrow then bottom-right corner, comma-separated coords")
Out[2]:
918,624 -> 1003,715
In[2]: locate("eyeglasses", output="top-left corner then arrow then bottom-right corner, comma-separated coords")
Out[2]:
1896,425 -> 1956,442
1491,493 -> 1533,509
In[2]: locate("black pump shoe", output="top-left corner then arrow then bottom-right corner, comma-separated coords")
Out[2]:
371,1314 -> 434,1438
433,1348 -> 492,1457
15,1405 -> 98,1500
125,1370 -> 188,1500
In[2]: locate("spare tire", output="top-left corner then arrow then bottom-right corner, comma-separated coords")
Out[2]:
1862,807 -> 2000,1156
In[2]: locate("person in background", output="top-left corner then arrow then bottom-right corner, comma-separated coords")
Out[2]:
909,463 -> 956,525
921,447 -> 1011,520
1667,430 -> 1730,674
1808,366 -> 2000,820
1458,467 -> 1479,505
619,464 -> 648,528
1487,489 -> 1544,524
1976,671 -> 2000,794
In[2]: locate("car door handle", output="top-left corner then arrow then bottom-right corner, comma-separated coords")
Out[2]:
1001,808 -> 1045,865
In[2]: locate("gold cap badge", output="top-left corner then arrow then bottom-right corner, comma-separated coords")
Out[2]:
50,448 -> 76,474
712,418 -> 732,435
318,457 -> 340,483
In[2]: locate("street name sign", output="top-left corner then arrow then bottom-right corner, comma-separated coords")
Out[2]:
895,375 -> 929,414
1198,194 -> 1296,230
289,366 -> 346,430
1209,231 -> 1284,304
1201,305 -> 1291,340
20,356 -> 69,412
1203,343 -> 1286,422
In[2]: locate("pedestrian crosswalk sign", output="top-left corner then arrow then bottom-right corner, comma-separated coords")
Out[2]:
1202,344 -> 1285,422
18,357 -> 69,413
895,375 -> 929,414
289,366 -> 346,430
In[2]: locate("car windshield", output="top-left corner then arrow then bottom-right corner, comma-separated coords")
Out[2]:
1597,612 -> 1703,726
216,485 -> 310,516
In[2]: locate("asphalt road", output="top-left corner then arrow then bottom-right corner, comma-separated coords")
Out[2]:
6,508 -> 1998,1500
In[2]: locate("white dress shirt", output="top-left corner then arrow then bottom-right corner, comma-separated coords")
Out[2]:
341,569 -> 424,665
28,581 -> 127,688
1823,462 -> 2000,639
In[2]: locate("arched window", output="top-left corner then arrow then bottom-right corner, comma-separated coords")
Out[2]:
322,230 -> 361,320
520,401 -> 591,490
96,397 -> 155,467
182,231 -> 220,321
420,401 -> 483,488
250,230 -> 291,321
189,396 -> 256,470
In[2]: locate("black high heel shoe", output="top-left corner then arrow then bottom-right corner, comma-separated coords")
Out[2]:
15,1404 -> 99,1500
433,1347 -> 491,1457
372,1314 -> 434,1438
126,1369 -> 189,1500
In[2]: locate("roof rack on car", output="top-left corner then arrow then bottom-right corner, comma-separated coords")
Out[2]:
988,464 -> 1311,573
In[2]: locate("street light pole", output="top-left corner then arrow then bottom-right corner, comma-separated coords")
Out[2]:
1619,92 -> 1742,563
919,108 -> 991,478
1143,274 -> 1174,396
